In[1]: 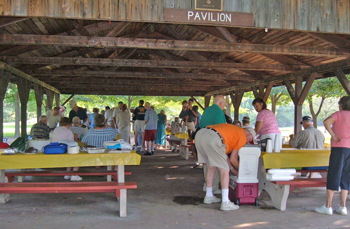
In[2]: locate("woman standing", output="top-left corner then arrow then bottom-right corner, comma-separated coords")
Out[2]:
155,110 -> 167,149
315,96 -> 350,215
116,104 -> 131,143
252,98 -> 281,148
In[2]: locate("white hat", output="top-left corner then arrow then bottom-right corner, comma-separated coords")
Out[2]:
69,100 -> 77,109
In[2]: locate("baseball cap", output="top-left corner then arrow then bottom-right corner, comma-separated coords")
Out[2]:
300,116 -> 313,124
69,100 -> 77,109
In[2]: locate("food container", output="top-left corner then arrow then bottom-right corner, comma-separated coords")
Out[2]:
87,148 -> 105,154
44,142 -> 68,154
67,146 -> 80,154
28,139 -> 51,152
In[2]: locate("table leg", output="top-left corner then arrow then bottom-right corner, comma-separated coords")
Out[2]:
117,165 -> 127,217
0,170 -> 10,203
107,166 -> 112,182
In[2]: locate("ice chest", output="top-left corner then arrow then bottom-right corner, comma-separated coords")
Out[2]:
229,147 -> 261,206
44,142 -> 68,154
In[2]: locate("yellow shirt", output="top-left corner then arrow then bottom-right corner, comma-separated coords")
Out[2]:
208,123 -> 247,154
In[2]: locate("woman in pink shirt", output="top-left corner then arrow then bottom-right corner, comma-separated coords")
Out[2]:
315,96 -> 350,216
252,98 -> 281,148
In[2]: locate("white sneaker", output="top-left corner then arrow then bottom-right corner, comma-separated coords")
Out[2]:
70,175 -> 83,181
203,196 -> 221,204
64,176 -> 71,180
220,201 -> 239,211
335,205 -> 347,215
315,205 -> 333,215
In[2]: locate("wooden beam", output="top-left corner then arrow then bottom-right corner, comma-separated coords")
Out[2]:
294,75 -> 303,135
0,70 -> 10,141
55,93 -> 60,107
205,58 -> 350,96
0,17 -> 28,28
0,61 -> 60,94
61,94 -> 76,106
298,73 -> 317,105
62,90 -> 203,96
1,56 -> 294,72
0,34 -> 348,57
29,70 -> 258,81
307,33 -> 350,48
263,82 -> 274,102
230,90 -> 244,121
283,78 -> 296,102
204,96 -> 211,108
334,68 -> 350,95
16,78 -> 31,139
190,96 -> 205,110
106,22 -> 130,37
33,84 -> 43,122
45,89 -> 54,111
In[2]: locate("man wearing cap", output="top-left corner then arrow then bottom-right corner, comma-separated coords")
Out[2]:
290,116 -> 325,149
68,100 -> 88,124
195,123 -> 253,211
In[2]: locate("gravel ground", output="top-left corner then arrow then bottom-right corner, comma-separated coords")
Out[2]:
0,149 -> 349,229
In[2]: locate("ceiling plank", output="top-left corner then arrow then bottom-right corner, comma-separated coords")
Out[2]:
307,33 -> 350,48
1,56 -> 294,72
0,34 -> 348,57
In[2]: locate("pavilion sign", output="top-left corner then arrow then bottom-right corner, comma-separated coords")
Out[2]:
163,8 -> 253,27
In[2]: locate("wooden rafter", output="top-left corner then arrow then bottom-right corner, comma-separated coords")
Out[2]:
0,34 -> 348,57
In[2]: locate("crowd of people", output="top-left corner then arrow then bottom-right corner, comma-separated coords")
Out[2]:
28,95 -> 350,215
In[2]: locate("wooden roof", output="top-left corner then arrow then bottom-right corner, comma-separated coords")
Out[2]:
0,17 -> 350,96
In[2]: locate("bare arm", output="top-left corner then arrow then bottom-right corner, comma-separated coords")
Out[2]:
255,121 -> 263,135
229,149 -> 239,171
324,116 -> 341,142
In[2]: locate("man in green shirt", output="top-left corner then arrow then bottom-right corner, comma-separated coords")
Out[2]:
197,95 -> 226,194
199,95 -> 226,128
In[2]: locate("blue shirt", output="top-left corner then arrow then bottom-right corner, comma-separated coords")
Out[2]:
81,127 -> 117,148
145,109 -> 158,130
88,113 -> 97,128
195,112 -> 202,129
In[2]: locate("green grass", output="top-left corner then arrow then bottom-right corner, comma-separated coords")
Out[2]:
3,122 -> 33,138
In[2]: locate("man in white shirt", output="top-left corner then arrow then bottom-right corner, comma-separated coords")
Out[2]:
104,106 -> 114,128
113,101 -> 123,129
46,107 -> 62,129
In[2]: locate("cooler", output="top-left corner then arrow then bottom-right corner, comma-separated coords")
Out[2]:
229,146 -> 261,206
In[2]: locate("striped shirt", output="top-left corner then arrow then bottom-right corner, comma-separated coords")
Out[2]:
30,121 -> 51,139
81,127 -> 117,148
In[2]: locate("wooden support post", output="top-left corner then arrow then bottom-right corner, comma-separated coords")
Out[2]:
0,70 -> 10,142
17,78 -> 31,139
33,84 -> 43,122
252,83 -> 273,102
230,90 -> 244,121
190,96 -> 205,110
334,68 -> 350,95
294,76 -> 303,135
45,89 -> 54,111
263,82 -> 274,102
204,96 -> 211,108
54,93 -> 60,107
283,74 -> 315,136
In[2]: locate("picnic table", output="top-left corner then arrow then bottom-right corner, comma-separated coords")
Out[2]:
0,151 -> 141,217
258,149 -> 330,211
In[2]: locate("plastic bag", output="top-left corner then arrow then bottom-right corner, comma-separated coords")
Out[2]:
9,137 -> 28,152
105,139 -> 132,150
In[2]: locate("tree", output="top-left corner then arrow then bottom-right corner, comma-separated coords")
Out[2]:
268,86 -> 289,114
307,77 -> 344,128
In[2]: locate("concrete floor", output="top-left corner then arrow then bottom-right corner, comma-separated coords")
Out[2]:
0,149 -> 349,229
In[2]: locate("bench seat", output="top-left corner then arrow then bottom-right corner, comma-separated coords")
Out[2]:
0,181 -> 137,194
5,170 -> 132,183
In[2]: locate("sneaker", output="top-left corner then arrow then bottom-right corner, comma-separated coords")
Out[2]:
70,175 -> 83,182
144,152 -> 152,156
203,196 -> 221,204
220,201 -> 239,211
192,163 -> 200,169
335,205 -> 347,215
151,151 -> 154,155
64,176 -> 71,180
315,205 -> 333,215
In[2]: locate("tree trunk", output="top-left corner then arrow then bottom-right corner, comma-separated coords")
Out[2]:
270,94 -> 277,114
308,96 -> 326,128
15,91 -> 20,137
225,96 -> 231,117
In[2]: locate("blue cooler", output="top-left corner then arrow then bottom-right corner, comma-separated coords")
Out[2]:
44,142 -> 68,154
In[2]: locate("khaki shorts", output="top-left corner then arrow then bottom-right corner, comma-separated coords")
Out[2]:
195,128 -> 229,171
134,120 -> 146,132
186,122 -> 196,131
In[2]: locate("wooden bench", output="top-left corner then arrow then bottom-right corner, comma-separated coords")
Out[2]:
272,178 -> 327,192
0,181 -> 137,217
5,170 -> 132,183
